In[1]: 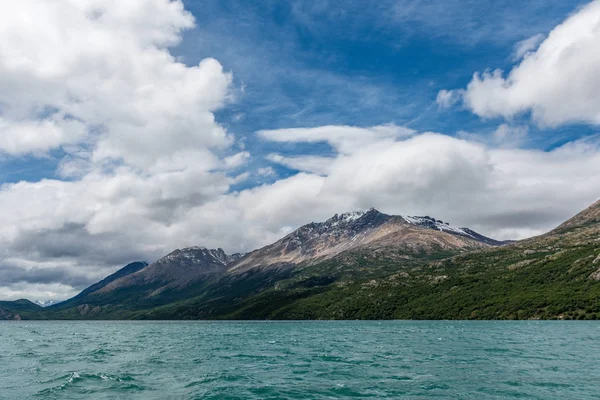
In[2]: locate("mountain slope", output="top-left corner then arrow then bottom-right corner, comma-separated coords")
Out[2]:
132,210 -> 507,319
98,247 -> 234,294
53,261 -> 148,309
552,199 -> 600,233
45,247 -> 242,318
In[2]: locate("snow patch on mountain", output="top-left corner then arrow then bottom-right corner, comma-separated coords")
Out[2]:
401,215 -> 475,238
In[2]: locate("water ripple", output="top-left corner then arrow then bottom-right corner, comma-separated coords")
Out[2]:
0,321 -> 598,399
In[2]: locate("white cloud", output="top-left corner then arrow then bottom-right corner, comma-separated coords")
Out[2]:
251,127 -> 600,244
512,33 -> 545,61
256,167 -> 276,177
492,124 -> 528,147
266,153 -> 334,175
258,124 -> 414,154
0,117 -> 86,156
435,89 -> 461,109
0,0 -> 232,170
0,0 -> 240,300
0,283 -> 80,304
453,0 -> 600,126
457,124 -> 529,148
224,151 -> 251,169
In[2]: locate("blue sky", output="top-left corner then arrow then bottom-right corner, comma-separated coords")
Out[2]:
1,0 -> 591,185
176,0 -> 593,178
1,0 -> 600,300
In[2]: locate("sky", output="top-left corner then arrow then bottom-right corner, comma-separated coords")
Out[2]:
1,0 -> 600,301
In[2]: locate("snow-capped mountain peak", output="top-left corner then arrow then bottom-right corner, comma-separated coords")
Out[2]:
34,300 -> 60,307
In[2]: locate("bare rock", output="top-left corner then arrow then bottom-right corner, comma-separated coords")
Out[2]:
508,259 -> 535,270
589,268 -> 600,281
361,280 -> 379,289
431,275 -> 448,284
77,304 -> 102,316
0,307 -> 20,320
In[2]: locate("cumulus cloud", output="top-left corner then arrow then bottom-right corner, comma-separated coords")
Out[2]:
256,167 -> 276,177
448,0 -> 600,126
459,124 -> 529,148
253,128 -> 600,242
491,124 -> 529,147
0,117 -> 86,156
0,0 -> 232,169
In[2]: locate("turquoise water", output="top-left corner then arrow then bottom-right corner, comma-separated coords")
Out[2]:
0,321 -> 598,399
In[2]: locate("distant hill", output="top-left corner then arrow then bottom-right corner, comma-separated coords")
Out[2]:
0,299 -> 42,320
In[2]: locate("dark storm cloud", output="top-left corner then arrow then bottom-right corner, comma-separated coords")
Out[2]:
0,264 -> 94,289
9,223 -> 151,268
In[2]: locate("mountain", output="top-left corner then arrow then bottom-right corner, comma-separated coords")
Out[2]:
97,247 -> 236,293
29,209 -> 501,319
230,208 -> 501,274
48,247 -> 241,317
139,209 -> 507,319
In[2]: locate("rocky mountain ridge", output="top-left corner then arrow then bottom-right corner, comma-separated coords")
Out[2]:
33,208 -> 504,312
229,208 -> 501,273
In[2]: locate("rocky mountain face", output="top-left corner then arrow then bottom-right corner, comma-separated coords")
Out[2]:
99,247 -> 236,293
229,209 -> 502,274
50,247 -> 241,313
0,307 -> 21,320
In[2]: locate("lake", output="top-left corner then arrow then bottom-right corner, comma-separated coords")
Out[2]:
0,321 -> 598,399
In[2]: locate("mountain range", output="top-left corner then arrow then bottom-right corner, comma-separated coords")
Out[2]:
2,201 -> 599,320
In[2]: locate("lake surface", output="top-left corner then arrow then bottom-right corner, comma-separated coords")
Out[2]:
0,321 -> 598,399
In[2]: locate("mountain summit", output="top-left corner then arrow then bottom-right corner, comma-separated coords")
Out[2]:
229,208 -> 502,273
51,247 -> 242,313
